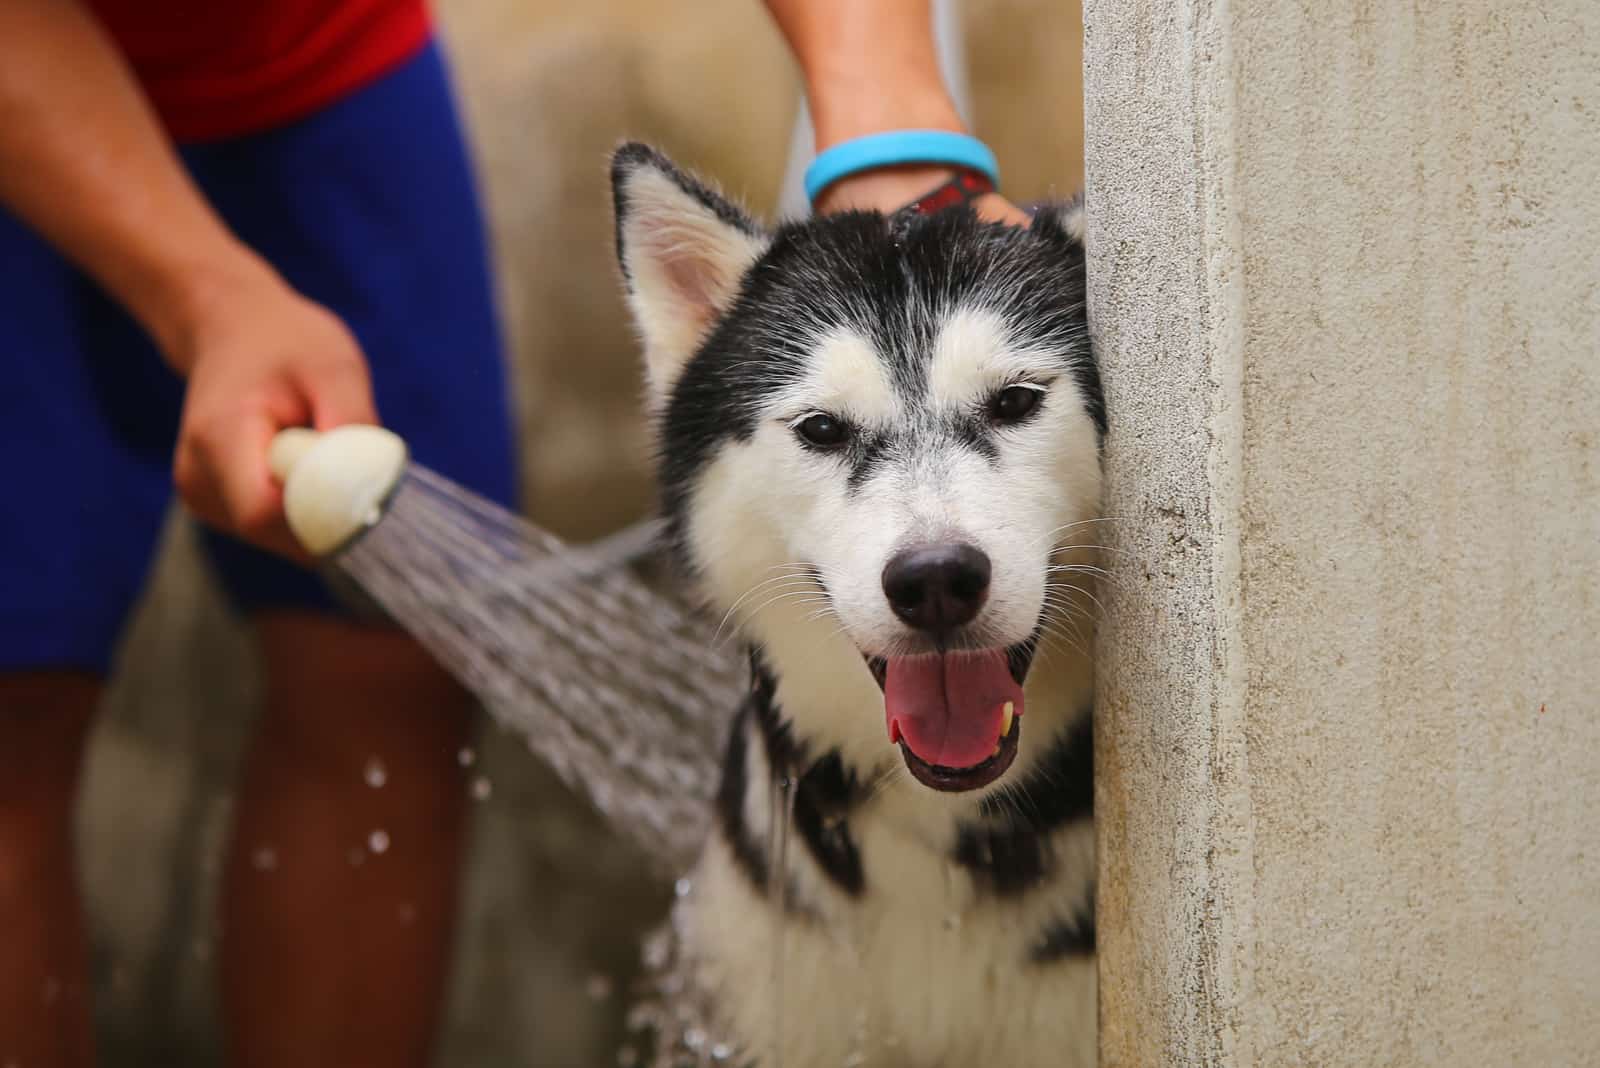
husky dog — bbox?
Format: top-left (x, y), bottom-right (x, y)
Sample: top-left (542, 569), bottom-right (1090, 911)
top-left (612, 143), bottom-right (1102, 1067)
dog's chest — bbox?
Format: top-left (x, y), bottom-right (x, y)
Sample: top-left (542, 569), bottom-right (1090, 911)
top-left (685, 815), bottom-right (1095, 1067)
top-left (682, 712), bottom-right (1097, 1067)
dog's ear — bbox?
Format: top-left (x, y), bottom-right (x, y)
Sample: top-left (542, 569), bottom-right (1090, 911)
top-left (612, 143), bottom-right (771, 404)
top-left (1028, 198), bottom-right (1086, 249)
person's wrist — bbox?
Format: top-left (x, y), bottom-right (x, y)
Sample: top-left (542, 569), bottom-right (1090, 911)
top-left (815, 159), bottom-right (1031, 230)
top-left (813, 162), bottom-right (965, 216)
top-left (803, 64), bottom-right (992, 214)
top-left (142, 243), bottom-right (284, 375)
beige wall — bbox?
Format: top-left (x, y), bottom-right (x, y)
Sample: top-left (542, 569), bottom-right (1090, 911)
top-left (1086, 1), bottom-right (1600, 1064)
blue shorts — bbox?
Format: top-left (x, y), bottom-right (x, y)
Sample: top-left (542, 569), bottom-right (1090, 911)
top-left (0, 40), bottom-right (517, 675)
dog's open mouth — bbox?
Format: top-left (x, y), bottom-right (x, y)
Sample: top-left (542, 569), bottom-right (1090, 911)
top-left (865, 640), bottom-right (1036, 792)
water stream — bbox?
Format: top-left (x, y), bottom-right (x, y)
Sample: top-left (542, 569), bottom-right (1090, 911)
top-left (329, 463), bottom-right (754, 1062)
top-left (334, 464), bottom-right (745, 875)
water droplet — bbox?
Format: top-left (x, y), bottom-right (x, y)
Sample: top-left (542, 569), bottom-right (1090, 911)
top-left (674, 877), bottom-right (692, 898)
top-left (642, 931), bottom-right (670, 970)
top-left (251, 846), bottom-right (279, 872)
top-left (584, 973), bottom-right (613, 1001)
top-left (470, 776), bottom-right (492, 802)
top-left (456, 746), bottom-right (476, 768)
top-left (684, 1027), bottom-right (707, 1052)
top-left (625, 1003), bottom-right (657, 1032)
top-left (364, 757), bottom-right (387, 789)
top-left (711, 1043), bottom-right (734, 1061)
top-left (368, 829), bottom-right (390, 855)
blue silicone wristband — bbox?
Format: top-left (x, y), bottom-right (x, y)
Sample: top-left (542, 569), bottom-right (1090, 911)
top-left (804, 130), bottom-right (1000, 204)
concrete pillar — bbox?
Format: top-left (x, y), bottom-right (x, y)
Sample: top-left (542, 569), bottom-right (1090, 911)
top-left (1084, 2), bottom-right (1600, 1065)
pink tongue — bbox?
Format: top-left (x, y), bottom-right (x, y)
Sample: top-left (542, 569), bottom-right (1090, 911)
top-left (884, 651), bottom-right (1023, 770)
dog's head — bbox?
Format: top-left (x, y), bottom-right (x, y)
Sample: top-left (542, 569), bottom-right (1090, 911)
top-left (613, 144), bottom-right (1102, 797)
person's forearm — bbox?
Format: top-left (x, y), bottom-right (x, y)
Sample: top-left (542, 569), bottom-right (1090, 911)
top-left (765, 0), bottom-right (1028, 221)
top-left (764, 0), bottom-right (965, 149)
top-left (0, 0), bottom-right (274, 370)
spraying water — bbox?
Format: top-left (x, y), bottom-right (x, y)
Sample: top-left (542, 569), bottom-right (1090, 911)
top-left (271, 427), bottom-right (763, 1061)
top-left (340, 465), bottom-right (745, 872)
top-left (270, 426), bottom-right (745, 872)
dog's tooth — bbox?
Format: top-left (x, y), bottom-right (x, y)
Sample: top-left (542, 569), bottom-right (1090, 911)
top-left (1001, 701), bottom-right (1015, 738)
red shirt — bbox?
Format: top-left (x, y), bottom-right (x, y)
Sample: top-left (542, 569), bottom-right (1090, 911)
top-left (87, 0), bottom-right (432, 142)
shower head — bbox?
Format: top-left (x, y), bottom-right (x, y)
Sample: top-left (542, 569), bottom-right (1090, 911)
top-left (268, 425), bottom-right (409, 556)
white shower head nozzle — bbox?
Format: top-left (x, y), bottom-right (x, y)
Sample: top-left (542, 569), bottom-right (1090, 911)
top-left (269, 426), bottom-right (409, 556)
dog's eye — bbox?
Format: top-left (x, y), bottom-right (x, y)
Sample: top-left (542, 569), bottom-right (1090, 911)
top-left (990, 385), bottom-right (1043, 424)
top-left (795, 413), bottom-right (850, 449)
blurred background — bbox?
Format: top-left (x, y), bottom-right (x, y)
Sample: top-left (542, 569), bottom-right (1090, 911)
top-left (85, 1), bottom-right (1083, 1062)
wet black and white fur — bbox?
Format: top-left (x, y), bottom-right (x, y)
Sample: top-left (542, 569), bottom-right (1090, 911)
top-left (612, 144), bottom-right (1101, 1067)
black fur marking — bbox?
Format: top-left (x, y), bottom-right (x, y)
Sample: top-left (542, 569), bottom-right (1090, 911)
top-left (715, 704), bottom-right (771, 893)
top-left (742, 649), bottom-right (868, 898)
top-left (1030, 904), bottom-right (1097, 962)
top-left (1004, 638), bottom-right (1040, 687)
top-left (979, 707), bottom-right (1094, 828)
top-left (792, 752), bottom-right (866, 896)
top-left (845, 429), bottom-right (895, 491)
top-left (1027, 206), bottom-right (1106, 439)
top-left (953, 708), bottom-right (1094, 897)
top-left (953, 822), bottom-right (1047, 896)
top-left (749, 649), bottom-right (805, 782)
top-left (950, 413), bottom-right (1002, 463)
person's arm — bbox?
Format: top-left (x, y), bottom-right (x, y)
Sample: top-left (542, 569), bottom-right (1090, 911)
top-left (0, 0), bottom-right (375, 558)
top-left (764, 0), bottom-right (1029, 224)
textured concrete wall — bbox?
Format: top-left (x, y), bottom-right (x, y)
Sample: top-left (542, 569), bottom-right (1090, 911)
top-left (1086, 2), bottom-right (1600, 1065)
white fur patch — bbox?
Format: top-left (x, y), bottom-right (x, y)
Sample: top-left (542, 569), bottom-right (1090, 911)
top-left (616, 166), bottom-right (769, 404)
top-left (928, 307), bottom-right (1063, 410)
top-left (773, 328), bottom-right (899, 425)
top-left (681, 804), bottom-right (1097, 1067)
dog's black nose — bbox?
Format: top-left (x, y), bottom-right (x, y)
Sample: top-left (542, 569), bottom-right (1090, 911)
top-left (882, 543), bottom-right (991, 633)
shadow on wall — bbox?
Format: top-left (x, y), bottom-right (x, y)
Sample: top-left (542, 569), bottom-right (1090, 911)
top-left (84, 2), bottom-right (1084, 1064)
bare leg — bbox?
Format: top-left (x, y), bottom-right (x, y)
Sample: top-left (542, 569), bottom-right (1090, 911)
top-left (220, 613), bottom-right (474, 1068)
top-left (0, 672), bottom-right (99, 1068)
